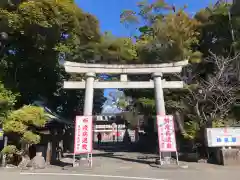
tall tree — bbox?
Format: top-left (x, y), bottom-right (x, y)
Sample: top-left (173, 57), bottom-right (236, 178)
top-left (120, 0), bottom-right (201, 120)
top-left (121, 0), bottom-right (240, 146)
top-left (0, 0), bottom-right (105, 118)
top-left (121, 0), bottom-right (201, 63)
top-left (195, 3), bottom-right (234, 57)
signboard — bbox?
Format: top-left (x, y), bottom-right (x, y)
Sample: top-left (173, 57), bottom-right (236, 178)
top-left (74, 116), bottom-right (93, 154)
top-left (206, 127), bottom-right (240, 147)
top-left (157, 115), bottom-right (177, 152)
top-left (0, 128), bottom-right (3, 140)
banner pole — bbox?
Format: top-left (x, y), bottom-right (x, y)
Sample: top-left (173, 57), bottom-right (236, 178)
top-left (159, 151), bottom-right (162, 165)
top-left (90, 153), bottom-right (93, 167)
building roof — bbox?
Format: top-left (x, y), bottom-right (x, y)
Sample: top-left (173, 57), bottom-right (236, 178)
top-left (32, 101), bottom-right (73, 126)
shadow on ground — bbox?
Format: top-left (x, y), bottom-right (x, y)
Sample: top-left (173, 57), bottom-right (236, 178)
top-left (103, 153), bottom-right (158, 165)
top-left (51, 160), bottom-right (73, 167)
top-left (62, 149), bottom-right (159, 167)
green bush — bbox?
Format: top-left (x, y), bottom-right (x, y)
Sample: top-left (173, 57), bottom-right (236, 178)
top-left (1, 145), bottom-right (18, 155)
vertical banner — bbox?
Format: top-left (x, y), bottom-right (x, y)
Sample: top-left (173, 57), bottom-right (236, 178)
top-left (74, 116), bottom-right (93, 154)
top-left (157, 115), bottom-right (177, 152)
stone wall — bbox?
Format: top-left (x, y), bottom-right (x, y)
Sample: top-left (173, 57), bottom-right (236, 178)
top-left (217, 148), bottom-right (240, 166)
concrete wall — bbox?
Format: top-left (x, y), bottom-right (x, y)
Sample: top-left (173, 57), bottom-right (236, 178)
top-left (217, 148), bottom-right (240, 165)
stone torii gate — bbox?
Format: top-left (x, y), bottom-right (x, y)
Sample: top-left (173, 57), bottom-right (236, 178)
top-left (63, 60), bottom-right (188, 164)
top-left (63, 60), bottom-right (188, 117)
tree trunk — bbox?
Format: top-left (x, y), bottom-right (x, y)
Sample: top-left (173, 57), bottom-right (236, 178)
top-left (174, 111), bottom-right (186, 134)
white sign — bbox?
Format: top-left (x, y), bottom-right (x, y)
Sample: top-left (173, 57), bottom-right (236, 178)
top-left (95, 124), bottom-right (112, 129)
top-left (206, 127), bottom-right (240, 147)
top-left (74, 116), bottom-right (93, 154)
top-left (157, 115), bottom-right (177, 152)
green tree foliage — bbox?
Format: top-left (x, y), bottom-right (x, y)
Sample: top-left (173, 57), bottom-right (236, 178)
top-left (121, 0), bottom-right (202, 126)
top-left (0, 0), bottom-right (105, 118)
top-left (93, 32), bottom-right (138, 64)
top-left (122, 0), bottom-right (240, 144)
top-left (121, 0), bottom-right (202, 63)
top-left (195, 3), bottom-right (234, 57)
top-left (0, 82), bottom-right (18, 124)
top-left (3, 105), bottom-right (48, 144)
top-left (120, 1), bottom-right (204, 136)
top-left (1, 145), bottom-right (18, 155)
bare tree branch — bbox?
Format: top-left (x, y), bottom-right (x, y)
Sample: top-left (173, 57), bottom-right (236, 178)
top-left (175, 53), bottom-right (239, 126)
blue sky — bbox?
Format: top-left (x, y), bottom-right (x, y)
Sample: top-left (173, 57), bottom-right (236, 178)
top-left (76, 0), bottom-right (217, 37)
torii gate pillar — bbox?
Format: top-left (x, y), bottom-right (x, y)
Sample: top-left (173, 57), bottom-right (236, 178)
top-left (153, 73), bottom-right (166, 115)
top-left (83, 72), bottom-right (95, 115)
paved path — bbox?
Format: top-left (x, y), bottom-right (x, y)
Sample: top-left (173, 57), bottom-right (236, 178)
top-left (1, 152), bottom-right (240, 180)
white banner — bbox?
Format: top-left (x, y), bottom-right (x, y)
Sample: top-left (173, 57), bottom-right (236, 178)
top-left (157, 115), bottom-right (177, 152)
top-left (74, 116), bottom-right (93, 154)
